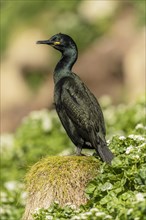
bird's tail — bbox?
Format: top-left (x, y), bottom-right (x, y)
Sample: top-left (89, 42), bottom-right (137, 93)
top-left (97, 142), bottom-right (114, 164)
top-left (90, 131), bottom-right (114, 164)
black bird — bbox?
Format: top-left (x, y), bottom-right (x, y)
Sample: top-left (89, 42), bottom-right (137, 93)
top-left (37, 33), bottom-right (114, 163)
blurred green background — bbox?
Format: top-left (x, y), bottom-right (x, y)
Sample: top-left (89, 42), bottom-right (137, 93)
top-left (0, 1), bottom-right (145, 219)
top-left (1, 0), bottom-right (145, 133)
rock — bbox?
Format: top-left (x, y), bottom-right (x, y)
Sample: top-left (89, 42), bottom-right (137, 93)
top-left (22, 156), bottom-right (99, 220)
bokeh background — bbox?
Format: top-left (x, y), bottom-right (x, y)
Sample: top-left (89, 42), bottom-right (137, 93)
top-left (1, 0), bottom-right (145, 133)
top-left (0, 1), bottom-right (146, 219)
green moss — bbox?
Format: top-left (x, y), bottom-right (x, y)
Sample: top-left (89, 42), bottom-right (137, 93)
top-left (26, 156), bottom-right (99, 191)
top-left (25, 156), bottom-right (99, 207)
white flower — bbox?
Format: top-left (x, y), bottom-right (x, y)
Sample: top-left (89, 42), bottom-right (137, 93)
top-left (138, 143), bottom-right (146, 149)
top-left (84, 211), bottom-right (91, 216)
top-left (79, 215), bottom-right (86, 219)
top-left (106, 139), bottom-right (110, 144)
top-left (20, 192), bottom-right (27, 205)
top-left (71, 216), bottom-right (81, 220)
top-left (95, 212), bottom-right (105, 216)
top-left (119, 136), bottom-right (126, 140)
top-left (28, 109), bottom-right (53, 132)
top-left (106, 215), bottom-right (112, 219)
top-left (41, 114), bottom-right (52, 132)
top-left (128, 134), bottom-right (135, 139)
top-left (136, 193), bottom-right (145, 202)
top-left (0, 207), bottom-right (5, 215)
top-left (136, 136), bottom-right (145, 141)
top-left (21, 191), bottom-right (27, 200)
top-left (135, 123), bottom-right (144, 130)
top-left (90, 207), bottom-right (99, 212)
top-left (65, 202), bottom-right (76, 209)
top-left (0, 134), bottom-right (14, 150)
top-left (128, 134), bottom-right (145, 141)
top-left (126, 145), bottom-right (133, 154)
top-left (70, 204), bottom-right (77, 210)
top-left (0, 192), bottom-right (7, 203)
top-left (132, 155), bottom-right (140, 159)
top-left (4, 181), bottom-right (18, 191)
top-left (46, 215), bottom-right (53, 220)
top-left (127, 208), bottom-right (133, 215)
top-left (29, 111), bottom-right (43, 120)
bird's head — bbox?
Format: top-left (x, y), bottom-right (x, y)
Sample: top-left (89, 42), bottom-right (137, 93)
top-left (36, 33), bottom-right (77, 55)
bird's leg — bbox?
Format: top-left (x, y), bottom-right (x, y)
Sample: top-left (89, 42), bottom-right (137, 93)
top-left (76, 146), bottom-right (82, 155)
top-left (76, 146), bottom-right (85, 156)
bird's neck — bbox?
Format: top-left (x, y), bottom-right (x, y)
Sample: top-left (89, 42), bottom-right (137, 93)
top-left (54, 49), bottom-right (78, 84)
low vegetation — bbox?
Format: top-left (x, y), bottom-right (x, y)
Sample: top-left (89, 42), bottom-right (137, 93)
top-left (0, 96), bottom-right (145, 220)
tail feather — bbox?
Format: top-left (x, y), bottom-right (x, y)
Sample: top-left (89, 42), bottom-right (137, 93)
top-left (90, 130), bottom-right (114, 164)
top-left (97, 143), bottom-right (114, 164)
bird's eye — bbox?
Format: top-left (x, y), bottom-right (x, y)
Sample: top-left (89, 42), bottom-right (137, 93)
top-left (54, 41), bottom-right (61, 45)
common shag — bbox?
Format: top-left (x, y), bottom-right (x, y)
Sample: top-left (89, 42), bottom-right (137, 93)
top-left (37, 33), bottom-right (114, 163)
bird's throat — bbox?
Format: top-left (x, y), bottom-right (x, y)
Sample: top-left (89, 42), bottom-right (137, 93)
top-left (54, 50), bottom-right (77, 84)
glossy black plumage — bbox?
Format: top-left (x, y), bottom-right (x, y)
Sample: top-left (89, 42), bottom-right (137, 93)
top-left (37, 33), bottom-right (114, 163)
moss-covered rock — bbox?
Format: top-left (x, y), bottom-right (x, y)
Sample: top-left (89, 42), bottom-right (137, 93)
top-left (22, 156), bottom-right (99, 220)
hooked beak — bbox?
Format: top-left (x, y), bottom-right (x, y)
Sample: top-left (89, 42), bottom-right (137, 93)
top-left (36, 39), bottom-right (53, 45)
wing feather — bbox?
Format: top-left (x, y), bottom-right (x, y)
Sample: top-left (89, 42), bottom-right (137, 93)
top-left (61, 79), bottom-right (95, 131)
